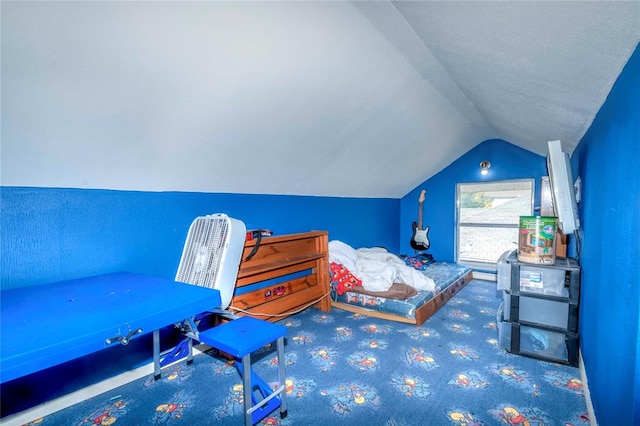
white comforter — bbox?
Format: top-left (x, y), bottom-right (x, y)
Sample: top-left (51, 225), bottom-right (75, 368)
top-left (328, 240), bottom-right (435, 293)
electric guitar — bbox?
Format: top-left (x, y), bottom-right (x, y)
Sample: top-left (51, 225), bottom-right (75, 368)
top-left (410, 190), bottom-right (430, 250)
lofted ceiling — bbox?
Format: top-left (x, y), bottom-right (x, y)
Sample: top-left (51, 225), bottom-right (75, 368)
top-left (2, 1), bottom-right (639, 198)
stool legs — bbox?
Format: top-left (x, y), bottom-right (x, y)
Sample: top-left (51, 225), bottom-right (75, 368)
top-left (276, 336), bottom-right (287, 417)
top-left (238, 337), bottom-right (287, 426)
top-left (196, 317), bottom-right (288, 425)
top-left (241, 353), bottom-right (252, 426)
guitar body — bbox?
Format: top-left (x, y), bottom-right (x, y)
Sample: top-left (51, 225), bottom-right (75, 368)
top-left (411, 221), bottom-right (430, 250)
top-left (410, 190), bottom-right (430, 251)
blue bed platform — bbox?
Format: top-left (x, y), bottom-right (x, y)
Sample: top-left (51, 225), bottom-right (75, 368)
top-left (0, 272), bottom-right (221, 384)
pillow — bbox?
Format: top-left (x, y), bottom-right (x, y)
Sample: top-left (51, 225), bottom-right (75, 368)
top-left (329, 262), bottom-right (362, 295)
top-left (346, 282), bottom-right (418, 300)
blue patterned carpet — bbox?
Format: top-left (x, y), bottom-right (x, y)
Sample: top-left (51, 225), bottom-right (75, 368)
top-left (28, 279), bottom-right (589, 425)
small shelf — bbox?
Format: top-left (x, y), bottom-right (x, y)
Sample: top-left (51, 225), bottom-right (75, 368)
top-left (231, 231), bottom-right (331, 322)
top-left (237, 253), bottom-right (325, 279)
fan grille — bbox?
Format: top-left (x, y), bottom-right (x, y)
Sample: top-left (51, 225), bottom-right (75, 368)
top-left (176, 216), bottom-right (229, 289)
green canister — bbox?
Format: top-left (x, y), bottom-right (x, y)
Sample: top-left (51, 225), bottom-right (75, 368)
top-left (517, 216), bottom-right (557, 265)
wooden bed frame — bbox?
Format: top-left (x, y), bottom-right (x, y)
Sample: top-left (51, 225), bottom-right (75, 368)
top-left (230, 231), bottom-right (332, 322)
top-left (331, 269), bottom-right (473, 326)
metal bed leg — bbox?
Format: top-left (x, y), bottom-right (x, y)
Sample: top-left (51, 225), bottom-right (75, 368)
top-left (153, 330), bottom-right (161, 380)
top-left (186, 337), bottom-right (194, 365)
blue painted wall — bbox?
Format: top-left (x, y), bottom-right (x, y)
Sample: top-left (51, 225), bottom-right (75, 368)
top-left (400, 138), bottom-right (548, 262)
top-left (0, 188), bottom-right (399, 289)
top-left (0, 187), bottom-right (398, 414)
top-left (571, 42), bottom-right (639, 426)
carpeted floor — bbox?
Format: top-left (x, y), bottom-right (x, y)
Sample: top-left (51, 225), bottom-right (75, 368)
top-left (20, 279), bottom-right (589, 425)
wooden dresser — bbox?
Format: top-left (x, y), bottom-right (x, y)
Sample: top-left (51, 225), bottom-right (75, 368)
top-left (230, 231), bottom-right (331, 322)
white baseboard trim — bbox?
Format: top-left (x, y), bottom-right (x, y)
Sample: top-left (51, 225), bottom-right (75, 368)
top-left (0, 345), bottom-right (212, 426)
top-left (579, 350), bottom-right (597, 425)
top-left (471, 271), bottom-right (497, 281)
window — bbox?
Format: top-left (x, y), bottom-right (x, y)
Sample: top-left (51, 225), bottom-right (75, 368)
top-left (456, 179), bottom-right (534, 270)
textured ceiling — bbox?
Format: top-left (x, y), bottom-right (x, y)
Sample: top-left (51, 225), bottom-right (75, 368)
top-left (387, 0), bottom-right (640, 155)
top-left (2, 1), bottom-right (639, 198)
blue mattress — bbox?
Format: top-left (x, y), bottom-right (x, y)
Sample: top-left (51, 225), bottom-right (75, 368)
top-left (331, 262), bottom-right (472, 321)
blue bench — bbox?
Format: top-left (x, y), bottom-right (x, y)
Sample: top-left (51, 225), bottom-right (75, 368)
top-left (198, 316), bottom-right (288, 425)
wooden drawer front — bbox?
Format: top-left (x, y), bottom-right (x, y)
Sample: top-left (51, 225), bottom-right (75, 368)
top-left (237, 258), bottom-right (322, 287)
top-left (231, 231), bottom-right (331, 321)
top-left (233, 273), bottom-right (319, 312)
top-left (239, 285), bottom-right (329, 321)
top-left (242, 237), bottom-right (317, 265)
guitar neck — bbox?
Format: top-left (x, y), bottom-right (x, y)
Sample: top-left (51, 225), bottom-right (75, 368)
top-left (417, 202), bottom-right (423, 229)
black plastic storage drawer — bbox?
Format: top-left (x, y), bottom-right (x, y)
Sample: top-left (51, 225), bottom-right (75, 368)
top-left (498, 316), bottom-right (579, 366)
top-left (503, 292), bottom-right (579, 333)
top-left (497, 250), bottom-right (581, 303)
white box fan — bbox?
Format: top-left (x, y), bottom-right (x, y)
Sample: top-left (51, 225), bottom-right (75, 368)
top-left (175, 213), bottom-right (246, 311)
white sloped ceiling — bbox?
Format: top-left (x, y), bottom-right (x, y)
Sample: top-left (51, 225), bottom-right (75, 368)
top-left (1, 1), bottom-right (638, 198)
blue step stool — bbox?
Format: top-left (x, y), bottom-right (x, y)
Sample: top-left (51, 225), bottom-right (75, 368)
top-left (198, 316), bottom-right (288, 425)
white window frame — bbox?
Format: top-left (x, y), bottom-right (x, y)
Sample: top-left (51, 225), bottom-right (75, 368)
top-left (455, 179), bottom-right (534, 271)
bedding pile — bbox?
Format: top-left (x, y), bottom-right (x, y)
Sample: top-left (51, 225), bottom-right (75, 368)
top-left (328, 240), bottom-right (435, 295)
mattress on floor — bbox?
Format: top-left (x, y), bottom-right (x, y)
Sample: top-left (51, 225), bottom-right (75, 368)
top-left (331, 262), bottom-right (472, 321)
